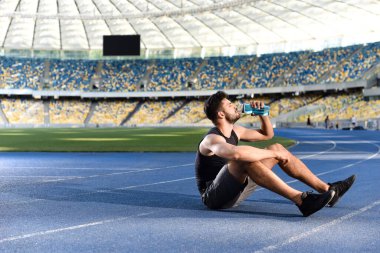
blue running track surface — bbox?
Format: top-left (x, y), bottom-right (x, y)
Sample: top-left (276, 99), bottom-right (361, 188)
top-left (0, 128), bottom-right (379, 252)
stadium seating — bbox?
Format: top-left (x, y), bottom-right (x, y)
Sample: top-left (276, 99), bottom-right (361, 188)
top-left (291, 93), bottom-right (378, 123)
top-left (49, 59), bottom-right (97, 91)
top-left (241, 53), bottom-right (302, 88)
top-left (101, 60), bottom-right (147, 92)
top-left (49, 99), bottom-right (90, 124)
top-left (0, 93), bottom-right (378, 126)
top-left (0, 57), bottom-right (44, 90)
top-left (163, 100), bottom-right (206, 125)
top-left (284, 46), bottom-right (360, 86)
top-left (326, 42), bottom-right (380, 83)
top-left (147, 58), bottom-right (202, 91)
top-left (90, 101), bottom-right (138, 125)
top-left (126, 100), bottom-right (184, 125)
top-left (1, 98), bottom-right (44, 124)
top-left (1, 42), bottom-right (380, 91)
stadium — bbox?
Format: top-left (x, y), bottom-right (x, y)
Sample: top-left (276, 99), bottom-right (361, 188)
top-left (0, 0), bottom-right (379, 252)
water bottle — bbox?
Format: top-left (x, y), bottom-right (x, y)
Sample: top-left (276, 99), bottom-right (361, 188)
top-left (239, 103), bottom-right (270, 116)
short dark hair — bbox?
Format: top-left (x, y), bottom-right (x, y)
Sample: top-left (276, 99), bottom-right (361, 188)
top-left (204, 91), bottom-right (228, 124)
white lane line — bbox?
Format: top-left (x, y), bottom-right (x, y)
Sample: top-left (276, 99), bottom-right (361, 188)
top-left (297, 141), bottom-right (336, 159)
top-left (0, 176), bottom-right (196, 206)
top-left (0, 211), bottom-right (154, 244)
top-left (39, 163), bottom-right (195, 183)
top-left (0, 176), bottom-right (79, 179)
top-left (0, 141), bottom-right (336, 183)
top-left (0, 166), bottom-right (139, 170)
top-left (253, 200), bottom-right (380, 253)
top-left (255, 142), bottom-right (380, 191)
top-left (0, 164), bottom-right (195, 183)
top-left (311, 142), bottom-right (380, 177)
top-left (97, 177), bottom-right (195, 193)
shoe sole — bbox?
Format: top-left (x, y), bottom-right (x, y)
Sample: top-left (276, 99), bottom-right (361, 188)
top-left (303, 191), bottom-right (335, 217)
top-left (327, 175), bottom-right (356, 207)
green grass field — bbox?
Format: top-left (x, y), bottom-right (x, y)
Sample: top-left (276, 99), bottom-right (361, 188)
top-left (0, 128), bottom-right (295, 152)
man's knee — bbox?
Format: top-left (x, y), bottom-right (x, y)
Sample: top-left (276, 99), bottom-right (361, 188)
top-left (267, 143), bottom-right (285, 151)
top-left (228, 160), bottom-right (252, 183)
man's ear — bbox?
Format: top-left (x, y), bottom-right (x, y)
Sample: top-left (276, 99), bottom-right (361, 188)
top-left (217, 111), bottom-right (225, 119)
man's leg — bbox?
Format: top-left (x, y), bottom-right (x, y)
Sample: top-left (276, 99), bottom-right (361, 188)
top-left (227, 158), bottom-right (335, 217)
top-left (228, 160), bottom-right (303, 205)
top-left (261, 143), bottom-right (329, 193)
top-left (261, 143), bottom-right (356, 207)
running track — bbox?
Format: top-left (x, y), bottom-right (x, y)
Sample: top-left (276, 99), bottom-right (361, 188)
top-left (0, 128), bottom-right (379, 252)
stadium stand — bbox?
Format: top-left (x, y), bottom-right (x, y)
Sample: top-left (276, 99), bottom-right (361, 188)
top-left (0, 57), bottom-right (44, 90)
top-left (293, 93), bottom-right (380, 123)
top-left (0, 92), bottom-right (377, 127)
top-left (326, 42), bottom-right (380, 83)
top-left (1, 42), bottom-right (379, 92)
top-left (163, 100), bottom-right (206, 125)
top-left (49, 99), bottom-right (90, 124)
top-left (126, 100), bottom-right (184, 125)
top-left (49, 59), bottom-right (97, 91)
top-left (147, 58), bottom-right (202, 91)
top-left (90, 100), bottom-right (138, 125)
top-left (101, 60), bottom-right (147, 92)
top-left (1, 98), bottom-right (44, 124)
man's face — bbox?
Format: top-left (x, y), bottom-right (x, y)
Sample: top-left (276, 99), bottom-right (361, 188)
top-left (220, 98), bottom-right (240, 124)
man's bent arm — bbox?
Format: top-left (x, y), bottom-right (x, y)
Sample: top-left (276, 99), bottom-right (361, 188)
top-left (201, 134), bottom-right (287, 163)
top-left (234, 116), bottom-right (274, 142)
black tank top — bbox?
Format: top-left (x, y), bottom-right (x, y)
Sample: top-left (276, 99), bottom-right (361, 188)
top-left (194, 127), bottom-right (239, 194)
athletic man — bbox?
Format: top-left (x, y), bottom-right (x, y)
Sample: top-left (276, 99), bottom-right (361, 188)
top-left (195, 91), bottom-right (356, 217)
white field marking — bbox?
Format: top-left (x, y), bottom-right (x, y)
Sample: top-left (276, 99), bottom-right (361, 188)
top-left (296, 135), bottom-right (352, 138)
top-left (0, 163), bottom-right (195, 183)
top-left (0, 166), bottom-right (143, 171)
top-left (0, 211), bottom-right (155, 244)
top-left (255, 142), bottom-right (380, 192)
top-left (96, 177), bottom-right (196, 193)
top-left (0, 176), bottom-right (196, 206)
top-left (1, 163), bottom-right (195, 171)
top-left (40, 163), bottom-right (195, 183)
top-left (313, 143), bottom-right (380, 177)
top-left (0, 176), bottom-right (79, 179)
top-left (253, 200), bottom-right (380, 253)
top-left (297, 141), bottom-right (336, 159)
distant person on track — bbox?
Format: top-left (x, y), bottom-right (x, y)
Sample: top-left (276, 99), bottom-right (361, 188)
top-left (307, 115), bottom-right (312, 127)
top-left (351, 116), bottom-right (357, 129)
top-left (324, 115), bottom-right (330, 129)
top-left (195, 91), bottom-right (356, 217)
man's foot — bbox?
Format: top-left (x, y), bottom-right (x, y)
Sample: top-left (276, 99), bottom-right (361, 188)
top-left (327, 175), bottom-right (356, 207)
top-left (297, 190), bottom-right (335, 217)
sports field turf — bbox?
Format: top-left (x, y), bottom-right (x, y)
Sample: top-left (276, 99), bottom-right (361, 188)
top-left (0, 128), bottom-right (295, 152)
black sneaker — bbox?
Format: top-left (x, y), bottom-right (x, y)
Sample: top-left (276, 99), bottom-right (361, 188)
top-left (327, 175), bottom-right (356, 207)
top-left (297, 190), bottom-right (335, 217)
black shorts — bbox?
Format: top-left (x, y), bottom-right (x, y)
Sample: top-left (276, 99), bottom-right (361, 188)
top-left (201, 164), bottom-right (248, 209)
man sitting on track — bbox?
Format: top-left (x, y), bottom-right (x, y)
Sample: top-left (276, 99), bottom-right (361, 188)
top-left (195, 91), bottom-right (356, 217)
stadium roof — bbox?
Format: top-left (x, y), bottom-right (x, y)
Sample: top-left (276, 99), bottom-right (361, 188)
top-left (0, 0), bottom-right (380, 58)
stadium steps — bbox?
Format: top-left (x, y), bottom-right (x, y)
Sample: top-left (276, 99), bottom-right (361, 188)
top-left (274, 103), bottom-right (325, 123)
top-left (317, 45), bottom-right (365, 84)
top-left (43, 101), bottom-right (50, 124)
top-left (233, 57), bottom-right (257, 89)
top-left (190, 59), bottom-right (208, 89)
top-left (363, 62), bottom-right (380, 80)
top-left (84, 101), bottom-right (98, 124)
top-left (0, 101), bottom-right (9, 124)
top-left (138, 60), bottom-right (155, 91)
top-left (159, 100), bottom-right (190, 123)
top-left (120, 101), bottom-right (143, 126)
top-left (273, 53), bottom-right (310, 87)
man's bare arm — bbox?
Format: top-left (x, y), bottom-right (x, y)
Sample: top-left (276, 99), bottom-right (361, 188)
top-left (200, 134), bottom-right (288, 163)
top-left (234, 116), bottom-right (274, 142)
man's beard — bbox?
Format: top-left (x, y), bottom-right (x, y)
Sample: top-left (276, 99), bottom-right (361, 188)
top-left (225, 111), bottom-right (240, 124)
